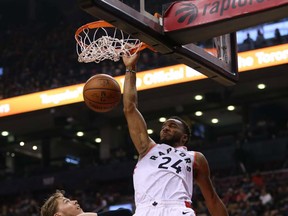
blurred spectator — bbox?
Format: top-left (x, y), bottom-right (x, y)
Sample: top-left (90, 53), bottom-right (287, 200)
top-left (235, 188), bottom-right (247, 202)
top-left (243, 33), bottom-right (255, 50)
top-left (273, 28), bottom-right (283, 44)
top-left (259, 188), bottom-right (273, 206)
top-left (233, 142), bottom-right (249, 174)
top-left (255, 29), bottom-right (266, 48)
top-left (251, 170), bottom-right (265, 189)
top-left (93, 192), bottom-right (108, 213)
top-left (222, 188), bottom-right (236, 205)
top-left (246, 188), bottom-right (261, 207)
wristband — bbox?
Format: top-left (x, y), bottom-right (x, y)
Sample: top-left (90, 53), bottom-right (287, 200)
top-left (126, 68), bottom-right (136, 73)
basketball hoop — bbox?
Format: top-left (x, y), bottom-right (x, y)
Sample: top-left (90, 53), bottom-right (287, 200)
top-left (75, 20), bottom-right (151, 63)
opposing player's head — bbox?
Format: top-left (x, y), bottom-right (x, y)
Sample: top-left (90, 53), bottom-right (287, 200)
top-left (41, 190), bottom-right (83, 216)
top-left (159, 116), bottom-right (191, 147)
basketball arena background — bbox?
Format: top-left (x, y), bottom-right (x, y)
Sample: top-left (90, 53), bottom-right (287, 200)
top-left (0, 0), bottom-right (287, 215)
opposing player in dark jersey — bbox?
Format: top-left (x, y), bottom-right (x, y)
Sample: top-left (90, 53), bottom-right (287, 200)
top-left (123, 53), bottom-right (228, 216)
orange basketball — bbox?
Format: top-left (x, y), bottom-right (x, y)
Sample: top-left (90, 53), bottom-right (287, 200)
top-left (83, 74), bottom-right (121, 113)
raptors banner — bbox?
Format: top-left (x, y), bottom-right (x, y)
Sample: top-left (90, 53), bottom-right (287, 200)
top-left (163, 0), bottom-right (288, 44)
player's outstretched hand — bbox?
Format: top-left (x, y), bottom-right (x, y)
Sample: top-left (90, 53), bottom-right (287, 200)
top-left (122, 52), bottom-right (140, 68)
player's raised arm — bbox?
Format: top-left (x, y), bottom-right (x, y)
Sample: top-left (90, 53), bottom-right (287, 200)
top-left (194, 152), bottom-right (229, 216)
top-left (122, 53), bottom-right (155, 158)
top-left (78, 213), bottom-right (98, 216)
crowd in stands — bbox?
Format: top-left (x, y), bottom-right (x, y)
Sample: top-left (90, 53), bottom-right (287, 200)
top-left (0, 19), bottom-right (176, 99)
top-left (0, 0), bottom-right (178, 99)
top-left (0, 0), bottom-right (287, 99)
top-left (0, 168), bottom-right (287, 216)
top-left (1, 2), bottom-right (288, 215)
top-left (239, 28), bottom-right (288, 52)
top-left (1, 20), bottom-right (287, 99)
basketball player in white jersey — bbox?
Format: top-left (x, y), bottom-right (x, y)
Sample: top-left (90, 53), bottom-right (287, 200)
top-left (122, 53), bottom-right (229, 216)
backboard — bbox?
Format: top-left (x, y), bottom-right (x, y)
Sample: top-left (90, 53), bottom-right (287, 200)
top-left (77, 0), bottom-right (288, 85)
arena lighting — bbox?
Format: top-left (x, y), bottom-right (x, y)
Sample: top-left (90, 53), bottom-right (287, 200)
top-left (194, 95), bottom-right (203, 101)
top-left (32, 145), bottom-right (38, 150)
top-left (147, 129), bottom-right (153, 134)
top-left (159, 117), bottom-right (166, 122)
top-left (1, 131), bottom-right (9, 136)
top-left (76, 131), bottom-right (84, 137)
top-left (195, 111), bottom-right (203, 116)
top-left (258, 83), bottom-right (266, 89)
top-left (227, 105), bottom-right (235, 111)
top-left (95, 138), bottom-right (101, 143)
top-left (211, 118), bottom-right (219, 124)
top-left (19, 141), bottom-right (25, 146)
top-left (1, 43), bottom-right (288, 118)
top-left (65, 155), bottom-right (80, 165)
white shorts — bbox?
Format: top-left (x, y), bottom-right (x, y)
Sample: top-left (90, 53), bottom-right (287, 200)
top-left (133, 200), bottom-right (196, 216)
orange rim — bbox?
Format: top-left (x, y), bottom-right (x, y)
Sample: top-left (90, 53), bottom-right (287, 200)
top-left (75, 20), bottom-right (155, 52)
top-left (75, 20), bottom-right (114, 37)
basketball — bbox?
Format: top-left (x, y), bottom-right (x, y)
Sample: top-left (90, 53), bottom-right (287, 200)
top-left (83, 74), bottom-right (121, 113)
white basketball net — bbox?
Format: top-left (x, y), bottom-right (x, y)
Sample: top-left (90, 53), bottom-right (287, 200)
top-left (76, 25), bottom-right (143, 63)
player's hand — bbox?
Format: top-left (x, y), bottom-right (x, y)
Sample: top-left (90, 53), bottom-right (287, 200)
top-left (123, 52), bottom-right (140, 68)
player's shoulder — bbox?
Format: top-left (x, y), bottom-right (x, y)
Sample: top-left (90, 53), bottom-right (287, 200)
top-left (194, 151), bottom-right (205, 158)
top-left (193, 151), bottom-right (209, 169)
top-left (185, 149), bottom-right (196, 156)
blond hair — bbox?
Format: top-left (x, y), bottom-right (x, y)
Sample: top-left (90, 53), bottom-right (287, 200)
top-left (41, 190), bottom-right (65, 216)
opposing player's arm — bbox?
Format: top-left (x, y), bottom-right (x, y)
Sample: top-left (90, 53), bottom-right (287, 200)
top-left (193, 152), bottom-right (228, 216)
top-left (123, 54), bottom-right (155, 158)
top-left (78, 213), bottom-right (98, 216)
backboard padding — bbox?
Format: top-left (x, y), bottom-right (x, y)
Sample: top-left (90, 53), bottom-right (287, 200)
top-left (164, 1), bottom-right (288, 44)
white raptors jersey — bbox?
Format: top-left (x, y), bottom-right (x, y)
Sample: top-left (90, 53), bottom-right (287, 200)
top-left (133, 144), bottom-right (195, 206)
